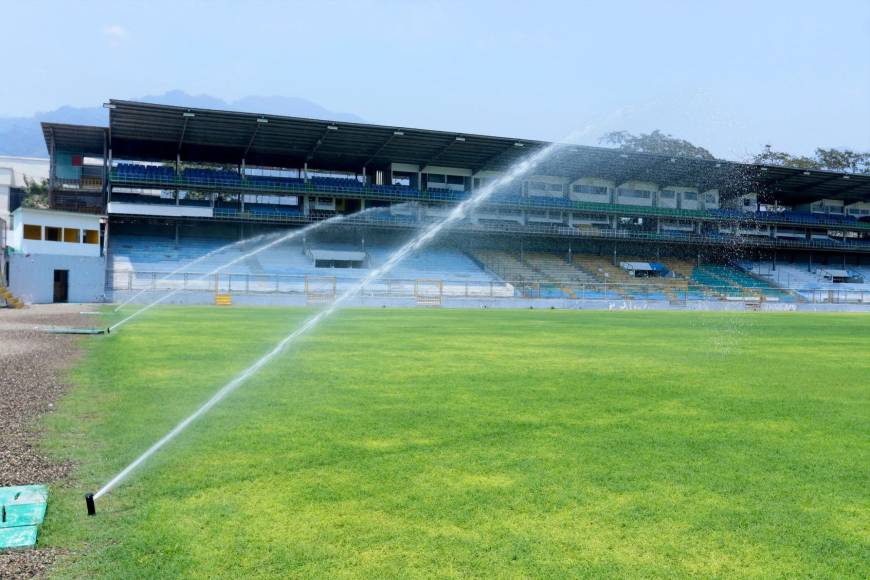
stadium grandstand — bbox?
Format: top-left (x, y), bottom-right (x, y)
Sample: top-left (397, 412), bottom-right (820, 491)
top-left (5, 99), bottom-right (870, 307)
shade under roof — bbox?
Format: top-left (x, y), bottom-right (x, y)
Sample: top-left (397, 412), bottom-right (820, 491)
top-left (41, 123), bottom-right (107, 157)
top-left (42, 100), bottom-right (870, 205)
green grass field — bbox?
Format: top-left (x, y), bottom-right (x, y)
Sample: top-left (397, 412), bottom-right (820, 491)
top-left (39, 308), bottom-right (869, 578)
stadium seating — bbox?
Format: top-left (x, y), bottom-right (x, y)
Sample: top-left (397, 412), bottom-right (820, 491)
top-left (742, 261), bottom-right (870, 301)
top-left (114, 163), bottom-right (175, 182)
top-left (108, 234), bottom-right (501, 297)
top-left (689, 263), bottom-right (794, 301)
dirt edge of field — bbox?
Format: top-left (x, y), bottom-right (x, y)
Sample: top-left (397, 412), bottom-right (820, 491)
top-left (0, 304), bottom-right (100, 579)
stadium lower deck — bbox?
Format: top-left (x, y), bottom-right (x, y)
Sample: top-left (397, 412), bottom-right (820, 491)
top-left (105, 224), bottom-right (870, 306)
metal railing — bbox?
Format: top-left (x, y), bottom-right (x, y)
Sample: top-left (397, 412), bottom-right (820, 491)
top-left (105, 270), bottom-right (870, 305)
top-left (108, 172), bottom-right (870, 233)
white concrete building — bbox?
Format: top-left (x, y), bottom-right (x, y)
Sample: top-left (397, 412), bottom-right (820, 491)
top-left (5, 207), bottom-right (106, 303)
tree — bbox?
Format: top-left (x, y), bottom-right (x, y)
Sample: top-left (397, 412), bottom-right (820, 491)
top-left (21, 176), bottom-right (49, 209)
top-left (753, 145), bottom-right (820, 170)
top-left (813, 148), bottom-right (870, 174)
top-left (752, 145), bottom-right (870, 174)
top-left (599, 130), bottom-right (716, 160)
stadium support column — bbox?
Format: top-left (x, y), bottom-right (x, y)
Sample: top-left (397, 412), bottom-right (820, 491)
top-left (303, 196), bottom-right (310, 216)
top-left (48, 131), bottom-right (56, 207)
top-left (808, 253), bottom-right (812, 272)
top-left (107, 147), bottom-right (113, 202)
top-left (772, 251), bottom-right (777, 271)
top-left (102, 132), bottom-right (109, 204)
top-left (240, 161), bottom-right (245, 213)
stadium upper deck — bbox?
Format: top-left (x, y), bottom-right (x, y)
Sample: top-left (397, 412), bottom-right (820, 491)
top-left (40, 100), bottom-right (870, 254)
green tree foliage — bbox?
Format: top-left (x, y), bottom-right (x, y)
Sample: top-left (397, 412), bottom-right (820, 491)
top-left (599, 130), bottom-right (716, 160)
top-left (21, 176), bottom-right (49, 209)
top-left (753, 145), bottom-right (870, 174)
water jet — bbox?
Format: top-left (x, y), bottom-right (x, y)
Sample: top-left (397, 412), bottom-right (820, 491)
top-left (91, 140), bottom-right (566, 501)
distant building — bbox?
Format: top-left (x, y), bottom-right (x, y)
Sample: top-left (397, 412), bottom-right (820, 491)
top-left (0, 156), bottom-right (50, 225)
top-left (5, 207), bottom-right (106, 303)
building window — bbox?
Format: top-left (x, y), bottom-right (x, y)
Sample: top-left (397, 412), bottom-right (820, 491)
top-left (705, 193), bottom-right (716, 203)
top-left (84, 229), bottom-right (100, 244)
top-left (659, 190), bottom-right (676, 199)
top-left (530, 181), bottom-right (563, 193)
top-left (573, 184), bottom-right (608, 195)
top-left (618, 188), bottom-right (652, 199)
top-left (23, 224), bottom-right (42, 240)
top-left (682, 192), bottom-right (698, 201)
top-left (45, 226), bottom-right (61, 242)
top-left (63, 228), bottom-right (81, 243)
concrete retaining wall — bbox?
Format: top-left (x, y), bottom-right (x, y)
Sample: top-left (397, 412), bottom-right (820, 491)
top-left (9, 254), bottom-right (106, 304)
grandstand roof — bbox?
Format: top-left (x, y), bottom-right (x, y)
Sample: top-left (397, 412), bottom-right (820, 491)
top-left (41, 123), bottom-right (107, 156)
top-left (42, 100), bottom-right (870, 204)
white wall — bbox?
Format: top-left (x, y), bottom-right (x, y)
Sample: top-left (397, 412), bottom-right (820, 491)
top-left (108, 202), bottom-right (214, 218)
top-left (616, 181), bottom-right (657, 207)
top-left (657, 189), bottom-right (679, 209)
top-left (845, 201), bottom-right (870, 218)
top-left (701, 189), bottom-right (720, 210)
top-left (0, 156), bottom-right (50, 186)
top-left (9, 253), bottom-right (106, 304)
top-left (526, 175), bottom-right (567, 198)
top-left (9, 208), bottom-right (103, 257)
top-left (527, 210), bottom-right (565, 224)
top-left (728, 192), bottom-right (758, 212)
top-left (423, 165), bottom-right (472, 177)
top-left (678, 190), bottom-right (701, 210)
top-left (569, 177), bottom-right (613, 203)
top-left (810, 198), bottom-right (845, 214)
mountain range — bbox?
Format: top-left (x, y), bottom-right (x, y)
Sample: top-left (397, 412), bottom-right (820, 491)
top-left (0, 90), bottom-right (364, 157)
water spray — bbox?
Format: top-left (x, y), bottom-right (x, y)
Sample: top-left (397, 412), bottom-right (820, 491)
top-left (108, 205), bottom-right (400, 333)
top-left (88, 141), bottom-right (565, 511)
top-left (112, 232), bottom-right (281, 313)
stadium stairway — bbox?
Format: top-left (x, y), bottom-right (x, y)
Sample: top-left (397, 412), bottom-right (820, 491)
top-left (613, 255), bottom-right (695, 302)
top-left (696, 264), bottom-right (795, 301)
top-left (519, 252), bottom-right (602, 298)
top-left (467, 249), bottom-right (552, 295)
top-left (570, 255), bottom-right (638, 298)
top-left (663, 258), bottom-right (726, 300)
top-left (0, 285), bottom-right (25, 308)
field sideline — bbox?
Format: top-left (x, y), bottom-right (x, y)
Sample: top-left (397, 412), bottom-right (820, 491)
top-left (38, 308), bottom-right (869, 577)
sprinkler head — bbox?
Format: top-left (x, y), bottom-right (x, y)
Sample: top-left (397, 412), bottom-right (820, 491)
top-left (85, 493), bottom-right (96, 516)
top-left (106, 327), bottom-right (111, 334)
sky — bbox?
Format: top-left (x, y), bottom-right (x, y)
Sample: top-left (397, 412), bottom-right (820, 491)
top-left (2, 0), bottom-right (869, 160)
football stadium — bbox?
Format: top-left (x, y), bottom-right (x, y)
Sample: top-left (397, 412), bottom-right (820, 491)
top-left (1, 98), bottom-right (868, 577)
top-left (7, 99), bottom-right (870, 309)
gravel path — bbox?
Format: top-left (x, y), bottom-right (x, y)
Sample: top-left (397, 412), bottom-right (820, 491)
top-left (0, 304), bottom-right (99, 578)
